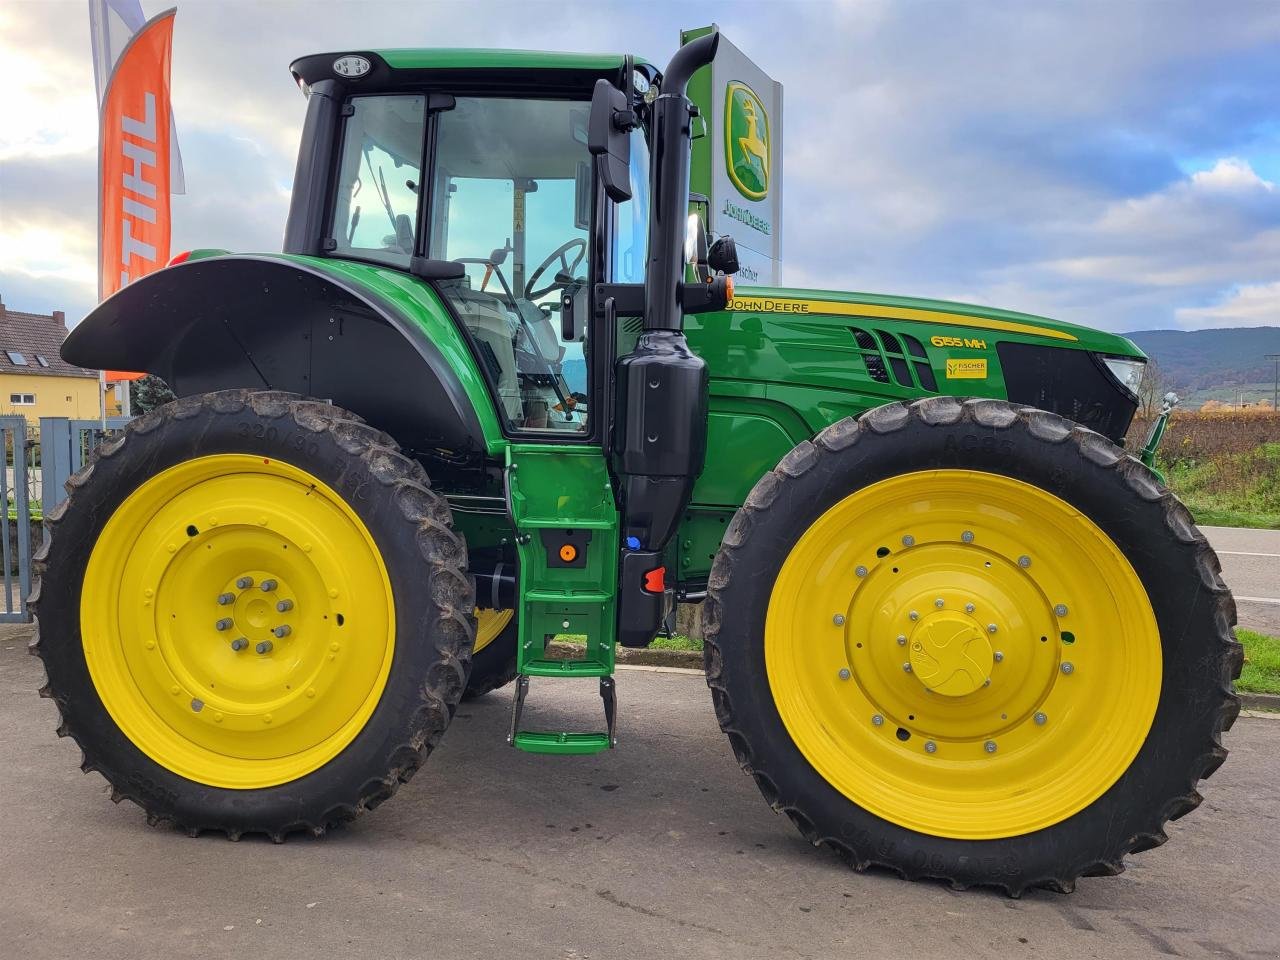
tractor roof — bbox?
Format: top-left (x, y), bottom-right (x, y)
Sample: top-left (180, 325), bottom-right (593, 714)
top-left (372, 49), bottom-right (632, 72)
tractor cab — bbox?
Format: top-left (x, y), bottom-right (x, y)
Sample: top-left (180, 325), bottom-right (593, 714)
top-left (286, 50), bottom-right (666, 437)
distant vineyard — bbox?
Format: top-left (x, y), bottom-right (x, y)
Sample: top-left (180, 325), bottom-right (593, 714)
top-left (1127, 410), bottom-right (1280, 461)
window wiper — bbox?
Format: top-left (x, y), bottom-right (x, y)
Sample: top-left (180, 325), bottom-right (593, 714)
top-left (362, 148), bottom-right (397, 233)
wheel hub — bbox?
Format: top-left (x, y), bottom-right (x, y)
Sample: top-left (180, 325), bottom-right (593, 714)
top-left (908, 611), bottom-right (992, 696)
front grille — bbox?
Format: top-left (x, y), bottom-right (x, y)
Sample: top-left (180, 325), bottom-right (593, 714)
top-left (996, 342), bottom-right (1137, 444)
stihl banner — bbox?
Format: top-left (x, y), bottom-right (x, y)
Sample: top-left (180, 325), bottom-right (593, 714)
top-left (98, 7), bottom-right (175, 302)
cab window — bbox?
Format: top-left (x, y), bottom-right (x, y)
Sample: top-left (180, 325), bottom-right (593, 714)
top-left (429, 97), bottom-right (592, 433)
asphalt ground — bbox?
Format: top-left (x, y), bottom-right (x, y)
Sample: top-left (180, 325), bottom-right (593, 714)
top-left (1202, 526), bottom-right (1280, 636)
top-left (1, 630), bottom-right (1276, 960)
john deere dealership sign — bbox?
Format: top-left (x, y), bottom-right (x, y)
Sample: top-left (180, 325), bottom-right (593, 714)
top-left (683, 28), bottom-right (784, 285)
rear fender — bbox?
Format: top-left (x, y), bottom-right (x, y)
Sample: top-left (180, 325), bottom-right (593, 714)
top-left (62, 254), bottom-right (502, 455)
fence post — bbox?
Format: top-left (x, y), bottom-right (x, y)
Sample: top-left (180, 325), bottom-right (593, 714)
top-left (39, 418), bottom-right (73, 516)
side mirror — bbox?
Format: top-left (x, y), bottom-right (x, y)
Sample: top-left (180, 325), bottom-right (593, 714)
top-left (685, 213), bottom-right (710, 284)
top-left (707, 235), bottom-right (740, 276)
top-left (588, 79), bottom-right (633, 203)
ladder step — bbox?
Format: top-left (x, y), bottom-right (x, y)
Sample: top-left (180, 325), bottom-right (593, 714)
top-left (524, 590), bottom-right (613, 603)
top-left (512, 731), bottom-right (612, 755)
top-left (523, 658), bottom-right (612, 677)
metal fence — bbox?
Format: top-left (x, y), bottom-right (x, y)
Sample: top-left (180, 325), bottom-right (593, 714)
top-left (38, 417), bottom-right (133, 516)
top-left (1, 416), bottom-right (34, 623)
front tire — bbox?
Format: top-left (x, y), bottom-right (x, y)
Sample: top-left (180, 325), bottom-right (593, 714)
top-left (704, 397), bottom-right (1241, 894)
top-left (32, 390), bottom-right (475, 839)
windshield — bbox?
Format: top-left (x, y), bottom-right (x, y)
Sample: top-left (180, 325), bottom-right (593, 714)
top-left (430, 96), bottom-right (594, 432)
top-left (330, 95), bottom-right (424, 268)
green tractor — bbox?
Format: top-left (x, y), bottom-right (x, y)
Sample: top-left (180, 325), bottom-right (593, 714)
top-left (36, 30), bottom-right (1239, 894)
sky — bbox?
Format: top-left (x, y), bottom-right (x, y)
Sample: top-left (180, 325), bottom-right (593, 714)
top-left (3, 0), bottom-right (1280, 334)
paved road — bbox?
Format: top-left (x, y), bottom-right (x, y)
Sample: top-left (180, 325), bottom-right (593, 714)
top-left (0, 635), bottom-right (1276, 960)
top-left (1203, 526), bottom-right (1280, 636)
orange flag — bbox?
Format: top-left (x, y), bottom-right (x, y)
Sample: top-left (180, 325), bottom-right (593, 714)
top-left (98, 8), bottom-right (175, 381)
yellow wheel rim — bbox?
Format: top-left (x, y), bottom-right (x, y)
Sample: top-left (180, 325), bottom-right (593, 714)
top-left (473, 608), bottom-right (514, 654)
top-left (765, 470), bottom-right (1161, 840)
top-left (81, 454), bottom-right (395, 790)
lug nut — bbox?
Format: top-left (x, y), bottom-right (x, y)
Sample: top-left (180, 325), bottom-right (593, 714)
top-left (896, 634), bottom-right (907, 646)
top-left (230, 637), bottom-right (248, 651)
top-left (965, 603), bottom-right (975, 614)
top-left (855, 565), bottom-right (868, 578)
top-left (838, 668), bottom-right (851, 680)
top-left (934, 598), bottom-right (944, 608)
top-left (236, 576), bottom-right (254, 589)
top-left (273, 625), bottom-right (292, 639)
top-left (833, 614), bottom-right (845, 625)
top-left (256, 640), bottom-right (273, 654)
top-left (215, 618), bottom-right (233, 631)
top-left (902, 662), bottom-right (912, 673)
top-left (872, 714), bottom-right (884, 726)
top-left (984, 740), bottom-right (997, 754)
top-left (276, 599), bottom-right (294, 612)
top-left (909, 610), bottom-right (919, 621)
top-left (1054, 603), bottom-right (1068, 617)
top-left (1060, 661), bottom-right (1074, 675)
top-left (961, 530), bottom-right (974, 543)
top-left (217, 593), bottom-right (235, 606)
top-left (994, 651), bottom-right (1004, 662)
top-left (260, 579), bottom-right (278, 592)
top-left (1035, 712), bottom-right (1048, 725)
top-left (902, 535), bottom-right (915, 547)
top-left (1018, 555), bottom-right (1031, 568)
top-left (987, 623), bottom-right (998, 634)
top-left (925, 740), bottom-right (937, 753)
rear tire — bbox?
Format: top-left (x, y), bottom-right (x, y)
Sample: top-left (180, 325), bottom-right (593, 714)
top-left (32, 389), bottom-right (475, 839)
top-left (703, 397), bottom-right (1241, 894)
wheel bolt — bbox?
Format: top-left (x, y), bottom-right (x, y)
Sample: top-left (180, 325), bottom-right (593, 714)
top-left (984, 740), bottom-right (997, 754)
top-left (1060, 661), bottom-right (1074, 675)
top-left (1018, 555), bottom-right (1031, 568)
top-left (273, 625), bottom-right (292, 639)
top-left (236, 576), bottom-right (254, 589)
top-left (994, 651), bottom-right (1004, 662)
top-left (1035, 712), bottom-right (1048, 725)
top-left (934, 598), bottom-right (944, 609)
top-left (215, 618), bottom-right (233, 631)
top-left (838, 668), bottom-right (851, 680)
top-left (902, 535), bottom-right (915, 547)
top-left (987, 623), bottom-right (997, 634)
top-left (909, 610), bottom-right (919, 621)
top-left (965, 603), bottom-right (975, 614)
top-left (855, 565), bottom-right (867, 578)
top-left (230, 637), bottom-right (248, 651)
top-left (833, 614), bottom-right (845, 625)
top-left (961, 530), bottom-right (974, 543)
top-left (276, 599), bottom-right (294, 613)
top-left (872, 714), bottom-right (884, 726)
top-left (217, 593), bottom-right (235, 606)
top-left (925, 740), bottom-right (937, 753)
top-left (260, 579), bottom-right (278, 592)
top-left (1054, 603), bottom-right (1068, 617)
top-left (256, 640), bottom-right (273, 654)
top-left (902, 662), bottom-right (912, 673)
top-left (896, 634), bottom-right (907, 646)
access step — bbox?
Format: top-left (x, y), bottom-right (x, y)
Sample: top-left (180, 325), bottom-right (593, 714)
top-left (508, 675), bottom-right (617, 755)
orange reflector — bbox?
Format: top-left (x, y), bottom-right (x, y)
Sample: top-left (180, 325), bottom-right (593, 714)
top-left (724, 275), bottom-right (734, 301)
top-left (559, 544), bottom-right (578, 563)
top-left (643, 566), bottom-right (666, 593)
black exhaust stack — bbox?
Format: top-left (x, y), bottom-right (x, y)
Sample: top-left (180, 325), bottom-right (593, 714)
top-left (614, 30), bottom-right (719, 646)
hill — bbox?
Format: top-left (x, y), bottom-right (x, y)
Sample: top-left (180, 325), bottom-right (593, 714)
top-left (1125, 327), bottom-right (1280, 403)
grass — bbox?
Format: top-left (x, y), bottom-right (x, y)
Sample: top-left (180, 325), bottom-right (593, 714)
top-left (1239, 629), bottom-right (1280, 696)
top-left (1159, 441), bottom-right (1280, 530)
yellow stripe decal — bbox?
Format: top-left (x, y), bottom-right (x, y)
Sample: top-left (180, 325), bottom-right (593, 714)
top-left (726, 296), bottom-right (1078, 342)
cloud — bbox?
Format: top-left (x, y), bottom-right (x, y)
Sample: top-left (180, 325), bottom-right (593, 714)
top-left (1176, 281), bottom-right (1280, 328)
top-left (3, 0), bottom-right (1280, 336)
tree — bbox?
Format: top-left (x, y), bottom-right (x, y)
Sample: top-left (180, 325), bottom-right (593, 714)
top-left (1137, 359), bottom-right (1174, 419)
top-left (129, 375), bottom-right (176, 413)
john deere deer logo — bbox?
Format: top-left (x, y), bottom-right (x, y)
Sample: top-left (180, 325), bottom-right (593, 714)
top-left (725, 81), bottom-right (769, 201)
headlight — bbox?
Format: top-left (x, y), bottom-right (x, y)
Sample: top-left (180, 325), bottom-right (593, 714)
top-left (1100, 356), bottom-right (1145, 397)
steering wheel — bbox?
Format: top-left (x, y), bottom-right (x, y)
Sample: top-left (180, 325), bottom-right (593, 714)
top-left (525, 238), bottom-right (587, 300)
